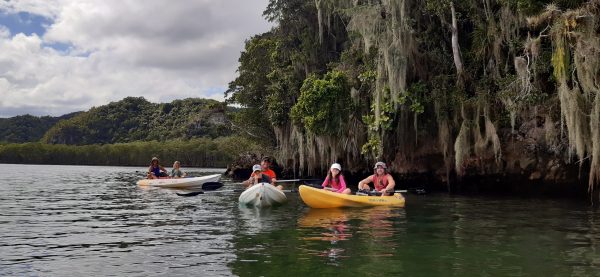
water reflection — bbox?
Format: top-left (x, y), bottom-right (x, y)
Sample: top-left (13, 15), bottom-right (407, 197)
top-left (296, 207), bottom-right (406, 265)
top-left (298, 208), bottom-right (352, 242)
top-left (237, 205), bottom-right (278, 235)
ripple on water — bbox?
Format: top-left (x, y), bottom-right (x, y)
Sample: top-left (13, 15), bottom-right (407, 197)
top-left (2, 165), bottom-right (600, 276)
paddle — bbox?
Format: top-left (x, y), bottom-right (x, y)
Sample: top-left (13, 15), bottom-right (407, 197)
top-left (198, 180), bottom-right (319, 190)
top-left (175, 186), bottom-right (301, 197)
top-left (176, 189), bottom-right (245, 197)
top-left (176, 191), bottom-right (205, 197)
top-left (201, 182), bottom-right (224, 191)
top-left (355, 188), bottom-right (423, 196)
top-left (277, 179), bottom-right (321, 183)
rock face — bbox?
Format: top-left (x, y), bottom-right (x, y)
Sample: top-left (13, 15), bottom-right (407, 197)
top-left (387, 113), bottom-right (588, 197)
top-left (271, 111), bottom-right (589, 198)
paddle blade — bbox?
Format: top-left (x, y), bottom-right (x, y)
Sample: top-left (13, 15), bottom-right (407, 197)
top-left (202, 182), bottom-right (224, 191)
top-left (413, 188), bottom-right (427, 195)
top-left (303, 181), bottom-right (322, 188)
top-left (176, 191), bottom-right (205, 197)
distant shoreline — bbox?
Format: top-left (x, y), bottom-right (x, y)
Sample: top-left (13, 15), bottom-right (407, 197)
top-left (0, 137), bottom-right (260, 169)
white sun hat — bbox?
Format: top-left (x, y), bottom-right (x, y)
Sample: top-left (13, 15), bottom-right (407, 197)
top-left (330, 163), bottom-right (342, 171)
top-left (374, 161), bottom-right (387, 169)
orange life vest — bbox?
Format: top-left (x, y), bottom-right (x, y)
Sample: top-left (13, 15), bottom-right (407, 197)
top-left (372, 174), bottom-right (389, 191)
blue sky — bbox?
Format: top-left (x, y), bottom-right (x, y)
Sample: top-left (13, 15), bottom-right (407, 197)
top-left (0, 11), bottom-right (50, 36)
top-left (0, 1), bottom-right (272, 118)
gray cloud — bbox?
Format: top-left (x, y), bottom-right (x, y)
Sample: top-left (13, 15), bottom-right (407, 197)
top-left (0, 0), bottom-right (273, 117)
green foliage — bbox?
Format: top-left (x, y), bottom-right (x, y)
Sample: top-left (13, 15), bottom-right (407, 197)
top-left (225, 0), bottom-right (595, 176)
top-left (358, 70), bottom-right (377, 85)
top-left (552, 36), bottom-right (570, 83)
top-left (401, 82), bottom-right (428, 114)
top-left (338, 47), bottom-right (377, 88)
top-left (226, 33), bottom-right (280, 143)
top-left (41, 97), bottom-right (231, 145)
top-left (498, 0), bottom-right (587, 15)
top-left (0, 136), bottom-right (260, 167)
top-left (290, 71), bottom-right (351, 135)
top-left (361, 136), bottom-right (382, 157)
top-left (424, 0), bottom-right (451, 16)
top-left (229, 0), bottom-right (347, 138)
top-left (360, 92), bottom-right (395, 158)
top-left (0, 113), bottom-right (79, 143)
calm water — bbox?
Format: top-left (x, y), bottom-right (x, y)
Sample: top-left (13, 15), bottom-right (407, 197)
top-left (1, 164), bottom-right (599, 276)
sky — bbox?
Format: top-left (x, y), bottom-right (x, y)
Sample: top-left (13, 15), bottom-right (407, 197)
top-left (0, 0), bottom-right (273, 117)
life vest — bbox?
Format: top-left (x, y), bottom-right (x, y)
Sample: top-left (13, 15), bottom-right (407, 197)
top-left (372, 174), bottom-right (389, 191)
top-left (262, 169), bottom-right (276, 179)
top-left (151, 165), bottom-right (161, 177)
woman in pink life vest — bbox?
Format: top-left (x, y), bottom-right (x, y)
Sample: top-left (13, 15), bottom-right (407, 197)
top-left (357, 162), bottom-right (396, 196)
top-left (322, 163), bottom-right (351, 194)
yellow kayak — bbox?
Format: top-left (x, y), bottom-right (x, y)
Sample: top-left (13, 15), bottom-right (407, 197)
top-left (298, 185), bottom-right (405, 208)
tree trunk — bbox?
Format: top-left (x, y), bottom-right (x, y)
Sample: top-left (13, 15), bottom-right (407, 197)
top-left (450, 2), bottom-right (464, 82)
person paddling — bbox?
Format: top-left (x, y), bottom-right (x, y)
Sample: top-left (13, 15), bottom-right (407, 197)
top-left (243, 164), bottom-right (272, 188)
top-left (147, 157), bottom-right (167, 179)
top-left (357, 162), bottom-right (396, 196)
top-left (322, 163), bottom-right (351, 194)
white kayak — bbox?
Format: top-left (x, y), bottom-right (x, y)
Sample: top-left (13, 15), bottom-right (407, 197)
top-left (239, 182), bottom-right (287, 207)
top-left (136, 174), bottom-right (221, 188)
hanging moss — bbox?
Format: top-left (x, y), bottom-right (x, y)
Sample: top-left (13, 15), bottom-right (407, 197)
top-left (540, 1), bottom-right (600, 193)
top-left (229, 0), bottom-right (600, 196)
top-left (454, 121), bottom-right (471, 175)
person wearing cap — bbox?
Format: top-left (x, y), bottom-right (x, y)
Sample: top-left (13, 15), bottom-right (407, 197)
top-left (243, 164), bottom-right (272, 188)
top-left (357, 162), bottom-right (396, 196)
top-left (147, 157), bottom-right (167, 179)
top-left (170, 161), bottom-right (186, 178)
top-left (260, 157), bottom-right (283, 190)
top-left (260, 157), bottom-right (277, 180)
top-left (321, 163), bottom-right (351, 194)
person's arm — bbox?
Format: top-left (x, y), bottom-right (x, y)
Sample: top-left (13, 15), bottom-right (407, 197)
top-left (271, 171), bottom-right (277, 185)
top-left (337, 175), bottom-right (347, 193)
top-left (358, 176), bottom-right (373, 190)
top-left (242, 174), bottom-right (255, 187)
top-left (384, 175), bottom-right (396, 196)
top-left (160, 165), bottom-right (167, 172)
top-left (148, 166), bottom-right (156, 178)
top-left (181, 170), bottom-right (186, 177)
top-left (321, 176), bottom-right (329, 188)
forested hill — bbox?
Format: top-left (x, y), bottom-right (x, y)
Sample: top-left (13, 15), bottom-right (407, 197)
top-left (0, 113), bottom-right (80, 143)
top-left (39, 97), bottom-right (232, 145)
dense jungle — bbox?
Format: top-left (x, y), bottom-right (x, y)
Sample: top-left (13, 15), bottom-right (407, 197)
top-left (226, 0), bottom-right (600, 197)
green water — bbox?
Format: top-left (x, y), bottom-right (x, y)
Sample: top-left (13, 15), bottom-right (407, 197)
top-left (1, 164), bottom-right (599, 276)
top-left (231, 195), bottom-right (600, 276)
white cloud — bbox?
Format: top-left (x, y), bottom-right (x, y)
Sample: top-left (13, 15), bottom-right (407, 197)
top-left (0, 25), bottom-right (10, 38)
top-left (0, 0), bottom-right (64, 18)
top-left (0, 0), bottom-right (273, 117)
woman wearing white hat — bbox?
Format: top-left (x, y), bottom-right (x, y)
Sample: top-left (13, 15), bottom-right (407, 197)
top-left (321, 163), bottom-right (351, 194)
top-left (357, 162), bottom-right (396, 196)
